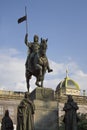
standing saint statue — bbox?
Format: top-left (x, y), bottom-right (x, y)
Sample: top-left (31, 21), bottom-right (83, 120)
top-left (63, 95), bottom-right (79, 130)
top-left (17, 92), bottom-right (35, 130)
top-left (1, 110), bottom-right (14, 130)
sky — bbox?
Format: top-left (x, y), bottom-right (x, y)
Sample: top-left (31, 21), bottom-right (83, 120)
top-left (0, 0), bottom-right (87, 94)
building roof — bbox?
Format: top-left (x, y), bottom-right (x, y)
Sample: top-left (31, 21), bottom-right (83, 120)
top-left (56, 70), bottom-right (80, 91)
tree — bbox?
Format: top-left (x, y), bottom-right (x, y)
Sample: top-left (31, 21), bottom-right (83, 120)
top-left (59, 113), bottom-right (87, 130)
top-left (78, 113), bottom-right (87, 130)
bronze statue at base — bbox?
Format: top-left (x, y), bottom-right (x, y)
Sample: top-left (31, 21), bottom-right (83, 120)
top-left (63, 95), bottom-right (79, 130)
top-left (1, 110), bottom-right (14, 130)
top-left (17, 92), bottom-right (35, 130)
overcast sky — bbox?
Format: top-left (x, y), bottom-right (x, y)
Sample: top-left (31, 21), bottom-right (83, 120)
top-left (0, 0), bottom-right (87, 94)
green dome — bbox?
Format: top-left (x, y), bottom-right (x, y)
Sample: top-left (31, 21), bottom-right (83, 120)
top-left (56, 76), bottom-right (80, 91)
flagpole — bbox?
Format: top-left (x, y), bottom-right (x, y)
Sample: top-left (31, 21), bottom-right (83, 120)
top-left (25, 6), bottom-right (28, 34)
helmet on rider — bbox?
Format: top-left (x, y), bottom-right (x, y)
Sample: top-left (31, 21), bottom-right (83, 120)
top-left (34, 35), bottom-right (39, 42)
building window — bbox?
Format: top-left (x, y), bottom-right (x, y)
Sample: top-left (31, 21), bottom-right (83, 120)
top-left (0, 106), bottom-right (3, 115)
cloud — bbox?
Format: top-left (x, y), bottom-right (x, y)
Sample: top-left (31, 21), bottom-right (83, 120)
top-left (0, 48), bottom-right (87, 94)
top-left (0, 48), bottom-right (26, 91)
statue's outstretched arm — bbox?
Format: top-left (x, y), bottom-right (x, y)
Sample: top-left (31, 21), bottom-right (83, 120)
top-left (25, 33), bottom-right (28, 46)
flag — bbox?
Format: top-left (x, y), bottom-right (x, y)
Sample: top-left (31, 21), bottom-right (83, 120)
top-left (18, 15), bottom-right (27, 24)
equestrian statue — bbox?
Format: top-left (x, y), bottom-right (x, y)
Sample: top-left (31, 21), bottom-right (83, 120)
top-left (24, 33), bottom-right (53, 92)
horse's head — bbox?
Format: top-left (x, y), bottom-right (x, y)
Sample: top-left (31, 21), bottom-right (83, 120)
top-left (40, 38), bottom-right (48, 56)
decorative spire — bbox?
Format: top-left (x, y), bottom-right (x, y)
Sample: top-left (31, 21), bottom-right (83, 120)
top-left (66, 69), bottom-right (69, 78)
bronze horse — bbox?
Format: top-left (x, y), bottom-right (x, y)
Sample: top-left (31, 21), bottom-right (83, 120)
top-left (25, 38), bottom-right (53, 92)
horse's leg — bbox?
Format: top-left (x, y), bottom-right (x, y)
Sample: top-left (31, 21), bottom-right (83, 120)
top-left (36, 71), bottom-right (45, 87)
top-left (41, 80), bottom-right (43, 87)
top-left (26, 77), bottom-right (30, 92)
top-left (41, 71), bottom-right (46, 87)
top-left (35, 77), bottom-right (41, 87)
top-left (26, 70), bottom-right (32, 92)
top-left (35, 64), bottom-right (43, 87)
top-left (41, 74), bottom-right (44, 87)
top-left (35, 64), bottom-right (42, 77)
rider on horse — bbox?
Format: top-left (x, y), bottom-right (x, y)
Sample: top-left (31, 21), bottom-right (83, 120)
top-left (25, 33), bottom-right (40, 71)
top-left (24, 34), bottom-right (53, 91)
top-left (25, 34), bottom-right (52, 74)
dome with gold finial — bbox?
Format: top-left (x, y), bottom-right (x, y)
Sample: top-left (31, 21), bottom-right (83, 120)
top-left (56, 70), bottom-right (80, 96)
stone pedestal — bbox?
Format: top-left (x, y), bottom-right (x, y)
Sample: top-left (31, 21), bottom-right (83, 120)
top-left (30, 87), bottom-right (54, 101)
top-left (30, 87), bottom-right (58, 130)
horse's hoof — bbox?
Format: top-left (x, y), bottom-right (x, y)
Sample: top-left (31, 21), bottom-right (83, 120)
top-left (35, 82), bottom-right (41, 87)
